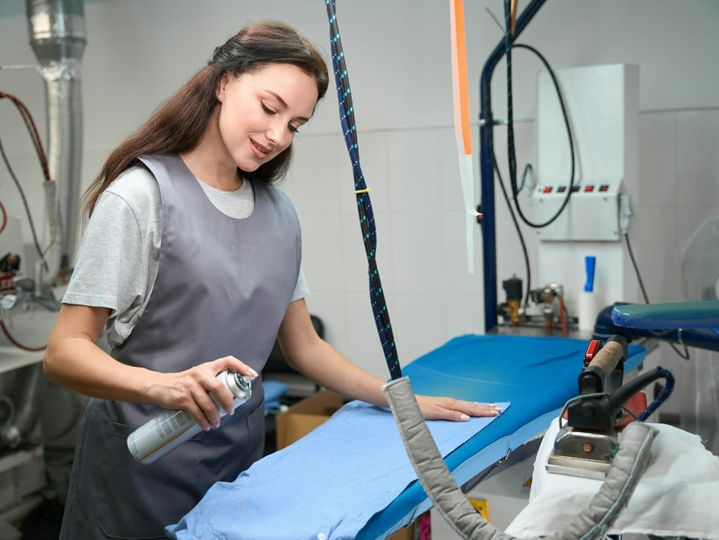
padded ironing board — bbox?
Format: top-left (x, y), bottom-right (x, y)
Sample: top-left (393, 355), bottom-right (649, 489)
top-left (612, 301), bottom-right (719, 330)
top-left (166, 334), bottom-right (645, 540)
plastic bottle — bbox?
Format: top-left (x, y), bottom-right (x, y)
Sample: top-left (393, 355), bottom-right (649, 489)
top-left (578, 255), bottom-right (598, 332)
top-left (127, 370), bottom-right (253, 464)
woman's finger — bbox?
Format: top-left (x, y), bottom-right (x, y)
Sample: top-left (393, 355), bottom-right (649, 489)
top-left (417, 396), bottom-right (503, 422)
top-left (191, 385), bottom-right (221, 428)
top-left (214, 355), bottom-right (258, 379)
top-left (205, 375), bottom-right (236, 416)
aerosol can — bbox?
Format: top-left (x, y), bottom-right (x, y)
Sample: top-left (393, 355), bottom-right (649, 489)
top-left (127, 370), bottom-right (253, 464)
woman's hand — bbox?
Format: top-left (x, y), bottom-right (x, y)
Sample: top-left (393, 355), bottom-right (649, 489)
top-left (415, 395), bottom-right (502, 422)
top-left (144, 356), bottom-right (258, 430)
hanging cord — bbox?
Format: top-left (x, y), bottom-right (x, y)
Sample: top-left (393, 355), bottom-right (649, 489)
top-left (492, 38), bottom-right (576, 306)
top-left (501, 7), bottom-right (576, 229)
top-left (0, 137), bottom-right (50, 273)
top-left (491, 146), bottom-right (531, 309)
top-left (0, 321), bottom-right (46, 352)
top-left (0, 200), bottom-right (6, 235)
top-left (0, 91), bottom-right (53, 272)
top-left (637, 367), bottom-right (675, 421)
top-left (325, 0), bottom-right (401, 380)
top-left (503, 0), bottom-right (518, 215)
top-left (624, 232), bottom-right (690, 360)
top-left (516, 163), bottom-right (533, 196)
top-left (0, 92), bottom-right (51, 182)
top-left (0, 137), bottom-right (49, 272)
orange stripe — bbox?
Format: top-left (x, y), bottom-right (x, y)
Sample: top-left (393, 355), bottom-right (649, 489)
top-left (454, 0), bottom-right (471, 154)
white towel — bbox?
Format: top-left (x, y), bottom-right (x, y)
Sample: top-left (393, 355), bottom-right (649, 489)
top-left (507, 418), bottom-right (719, 539)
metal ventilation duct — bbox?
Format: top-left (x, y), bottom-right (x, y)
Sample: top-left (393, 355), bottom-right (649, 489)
top-left (26, 0), bottom-right (86, 273)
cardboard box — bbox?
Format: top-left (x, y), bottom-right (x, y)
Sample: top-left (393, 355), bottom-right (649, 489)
top-left (275, 390), bottom-right (345, 449)
top-left (387, 525), bottom-right (415, 540)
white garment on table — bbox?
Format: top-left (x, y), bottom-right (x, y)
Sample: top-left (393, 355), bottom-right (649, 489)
top-left (64, 165), bottom-right (309, 348)
top-left (506, 417), bottom-right (719, 539)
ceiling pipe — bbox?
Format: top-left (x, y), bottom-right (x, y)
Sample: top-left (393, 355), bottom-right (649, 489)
top-left (26, 0), bottom-right (86, 278)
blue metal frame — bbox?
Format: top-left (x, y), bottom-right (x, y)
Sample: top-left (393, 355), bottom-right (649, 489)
top-left (480, 0), bottom-right (546, 332)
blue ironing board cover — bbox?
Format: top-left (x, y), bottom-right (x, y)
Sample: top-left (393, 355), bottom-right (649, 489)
top-left (612, 301), bottom-right (719, 330)
top-left (166, 334), bottom-right (645, 540)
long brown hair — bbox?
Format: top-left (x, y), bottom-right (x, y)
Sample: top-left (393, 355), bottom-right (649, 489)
top-left (83, 22), bottom-right (328, 215)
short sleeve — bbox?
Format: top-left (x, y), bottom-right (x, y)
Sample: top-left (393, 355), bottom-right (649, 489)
top-left (291, 266), bottom-right (310, 302)
top-left (63, 191), bottom-right (148, 318)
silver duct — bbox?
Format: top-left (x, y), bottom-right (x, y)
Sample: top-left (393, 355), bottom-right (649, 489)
top-left (25, 0), bottom-right (86, 274)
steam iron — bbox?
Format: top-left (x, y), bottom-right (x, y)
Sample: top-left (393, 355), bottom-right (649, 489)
top-left (547, 336), bottom-right (656, 480)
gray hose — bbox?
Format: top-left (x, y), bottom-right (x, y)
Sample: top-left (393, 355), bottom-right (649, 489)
top-left (383, 377), bottom-right (657, 540)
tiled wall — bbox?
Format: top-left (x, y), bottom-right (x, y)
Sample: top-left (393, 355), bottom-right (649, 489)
top-left (0, 0), bottom-right (717, 382)
top-left (282, 127), bottom-right (487, 377)
top-left (282, 108), bottom-right (719, 380)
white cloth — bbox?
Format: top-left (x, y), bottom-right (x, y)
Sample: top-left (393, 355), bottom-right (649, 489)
top-left (506, 417), bottom-right (719, 539)
top-left (64, 166), bottom-right (308, 348)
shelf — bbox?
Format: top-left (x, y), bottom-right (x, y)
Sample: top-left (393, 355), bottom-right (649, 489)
top-left (0, 347), bottom-right (43, 376)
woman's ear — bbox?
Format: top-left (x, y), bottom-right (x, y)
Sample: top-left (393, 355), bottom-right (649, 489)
top-left (216, 72), bottom-right (231, 103)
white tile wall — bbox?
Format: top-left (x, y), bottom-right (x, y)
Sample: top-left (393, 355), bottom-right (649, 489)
top-left (2, 0), bottom-right (718, 383)
top-left (638, 112), bottom-right (676, 208)
top-left (344, 291), bottom-right (392, 379)
top-left (299, 212), bottom-right (345, 293)
top-left (284, 134), bottom-right (344, 215)
top-left (389, 211), bottom-right (443, 295)
top-left (387, 292), bottom-right (448, 368)
top-left (676, 111), bottom-right (719, 206)
top-left (387, 129), bottom-right (442, 214)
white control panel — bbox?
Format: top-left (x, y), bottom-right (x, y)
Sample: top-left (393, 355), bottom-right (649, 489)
top-left (531, 177), bottom-right (623, 241)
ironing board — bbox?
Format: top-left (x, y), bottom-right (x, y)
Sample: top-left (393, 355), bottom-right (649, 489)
top-left (166, 334), bottom-right (645, 540)
top-left (611, 300), bottom-right (719, 330)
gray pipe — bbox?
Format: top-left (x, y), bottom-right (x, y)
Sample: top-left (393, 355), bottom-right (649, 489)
top-left (383, 377), bottom-right (657, 540)
top-left (26, 0), bottom-right (86, 274)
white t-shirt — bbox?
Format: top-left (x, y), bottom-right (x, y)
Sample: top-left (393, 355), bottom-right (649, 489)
top-left (64, 165), bottom-right (308, 348)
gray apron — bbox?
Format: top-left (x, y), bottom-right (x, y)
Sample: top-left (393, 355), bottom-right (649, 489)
top-left (60, 154), bottom-right (301, 539)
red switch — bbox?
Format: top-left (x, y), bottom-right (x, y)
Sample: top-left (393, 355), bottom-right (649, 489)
top-left (584, 185), bottom-right (595, 192)
top-left (584, 339), bottom-right (601, 365)
top-left (543, 186), bottom-right (553, 193)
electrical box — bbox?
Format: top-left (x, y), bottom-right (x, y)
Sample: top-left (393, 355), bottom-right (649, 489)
top-left (534, 64), bottom-right (639, 318)
top-left (532, 177), bottom-right (622, 241)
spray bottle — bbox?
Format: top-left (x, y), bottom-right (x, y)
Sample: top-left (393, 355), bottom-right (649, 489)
top-left (127, 370), bottom-right (253, 464)
top-left (578, 255), bottom-right (598, 332)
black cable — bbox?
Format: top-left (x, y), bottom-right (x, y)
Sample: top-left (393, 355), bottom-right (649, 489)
top-left (0, 137), bottom-right (49, 272)
top-left (637, 367), bottom-right (675, 421)
top-left (516, 163), bottom-right (533, 196)
top-left (624, 233), bottom-right (649, 304)
top-left (491, 146), bottom-right (531, 309)
top-left (502, 42), bottom-right (576, 228)
top-left (624, 232), bottom-right (690, 360)
top-left (503, 0), bottom-right (518, 207)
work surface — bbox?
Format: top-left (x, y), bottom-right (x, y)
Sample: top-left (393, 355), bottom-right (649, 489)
top-left (167, 334), bottom-right (645, 540)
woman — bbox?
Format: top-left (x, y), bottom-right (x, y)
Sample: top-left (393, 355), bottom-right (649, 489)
top-left (45, 22), bottom-right (500, 539)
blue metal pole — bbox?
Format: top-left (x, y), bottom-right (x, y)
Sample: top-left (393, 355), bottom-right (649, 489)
top-left (479, 0), bottom-right (546, 332)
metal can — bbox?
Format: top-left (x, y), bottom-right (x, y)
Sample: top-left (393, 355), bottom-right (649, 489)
top-left (127, 370), bottom-right (253, 464)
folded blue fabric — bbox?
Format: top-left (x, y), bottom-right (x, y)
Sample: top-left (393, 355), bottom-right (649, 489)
top-left (166, 399), bottom-right (509, 540)
top-left (167, 334), bottom-right (646, 540)
top-left (262, 381), bottom-right (288, 412)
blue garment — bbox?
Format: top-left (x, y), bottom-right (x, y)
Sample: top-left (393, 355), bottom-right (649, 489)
top-left (263, 381), bottom-right (288, 412)
top-left (167, 334), bottom-right (646, 540)
top-left (167, 400), bottom-right (509, 540)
